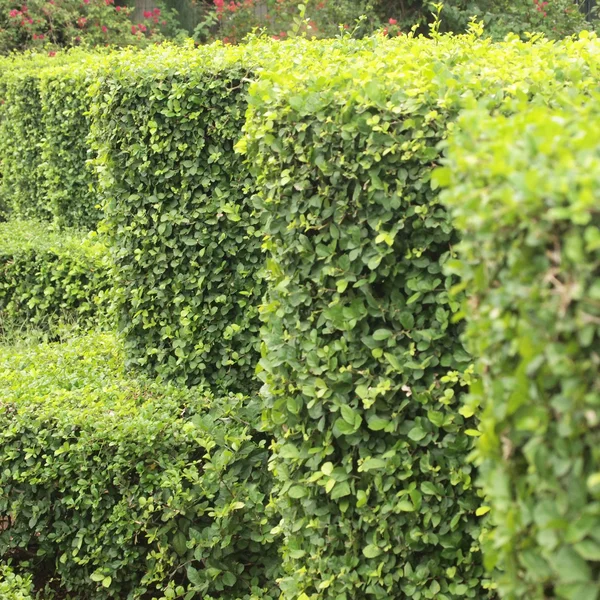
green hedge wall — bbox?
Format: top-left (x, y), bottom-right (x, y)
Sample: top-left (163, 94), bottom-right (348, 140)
top-left (90, 45), bottom-right (266, 391)
top-left (241, 33), bottom-right (600, 600)
top-left (0, 332), bottom-right (278, 599)
top-left (0, 69), bottom-right (49, 220)
top-left (0, 220), bottom-right (111, 331)
top-left (440, 102), bottom-right (600, 600)
top-left (0, 51), bottom-right (104, 229)
top-left (40, 59), bottom-right (102, 230)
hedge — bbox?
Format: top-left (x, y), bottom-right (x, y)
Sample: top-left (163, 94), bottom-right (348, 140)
top-left (0, 51), bottom-right (107, 229)
top-left (241, 32), bottom-right (600, 599)
top-left (0, 66), bottom-right (48, 220)
top-left (90, 43), bottom-right (269, 391)
top-left (0, 220), bottom-right (112, 331)
top-left (39, 57), bottom-right (103, 230)
top-left (0, 332), bottom-right (278, 599)
top-left (439, 102), bottom-right (600, 600)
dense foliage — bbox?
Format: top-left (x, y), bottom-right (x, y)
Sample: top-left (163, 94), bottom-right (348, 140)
top-left (0, 333), bottom-right (278, 599)
top-left (0, 51), bottom-right (104, 228)
top-left (90, 44), bottom-right (266, 391)
top-left (0, 30), bottom-right (599, 600)
top-left (440, 99), bottom-right (600, 599)
top-left (240, 32), bottom-right (600, 600)
top-left (0, 220), bottom-right (111, 331)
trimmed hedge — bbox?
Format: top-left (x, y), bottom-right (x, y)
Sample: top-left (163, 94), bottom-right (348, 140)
top-left (0, 68), bottom-right (48, 220)
top-left (241, 33), bottom-right (600, 599)
top-left (0, 51), bottom-right (107, 229)
top-left (0, 220), bottom-right (112, 331)
top-left (90, 44), bottom-right (265, 391)
top-left (39, 58), bottom-right (102, 230)
top-left (440, 103), bottom-right (600, 599)
top-left (0, 332), bottom-right (278, 599)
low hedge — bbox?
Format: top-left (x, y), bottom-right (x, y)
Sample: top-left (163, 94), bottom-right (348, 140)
top-left (90, 44), bottom-right (266, 391)
top-left (241, 32), bottom-right (600, 600)
top-left (0, 332), bottom-right (278, 599)
top-left (0, 220), bottom-right (112, 331)
top-left (440, 103), bottom-right (600, 599)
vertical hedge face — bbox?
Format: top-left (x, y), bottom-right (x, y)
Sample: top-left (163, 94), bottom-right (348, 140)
top-left (0, 72), bottom-right (49, 220)
top-left (242, 34), bottom-right (600, 600)
top-left (245, 40), bottom-right (484, 600)
top-left (441, 104), bottom-right (600, 600)
top-left (91, 47), bottom-right (263, 391)
top-left (40, 63), bottom-right (101, 230)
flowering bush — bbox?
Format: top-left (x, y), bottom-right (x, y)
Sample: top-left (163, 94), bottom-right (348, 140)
top-left (0, 0), bottom-right (177, 54)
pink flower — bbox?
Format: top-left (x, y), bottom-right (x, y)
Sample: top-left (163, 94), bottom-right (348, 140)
top-left (115, 5), bottom-right (121, 10)
top-left (77, 16), bottom-right (86, 27)
top-left (389, 17), bottom-right (397, 25)
top-left (138, 22), bottom-right (146, 31)
top-left (153, 7), bottom-right (160, 14)
top-left (101, 24), bottom-right (107, 32)
top-left (143, 10), bottom-right (151, 17)
top-left (9, 9), bottom-right (20, 17)
top-left (214, 0), bottom-right (224, 13)
top-left (131, 24), bottom-right (137, 33)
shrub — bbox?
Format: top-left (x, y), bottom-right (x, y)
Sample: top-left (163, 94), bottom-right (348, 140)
top-left (241, 32), bottom-right (600, 599)
top-left (439, 101), bottom-right (600, 599)
top-left (0, 220), bottom-right (112, 331)
top-left (0, 565), bottom-right (34, 600)
top-left (90, 43), bottom-right (265, 391)
top-left (0, 332), bottom-right (278, 599)
top-left (0, 0), bottom-right (178, 55)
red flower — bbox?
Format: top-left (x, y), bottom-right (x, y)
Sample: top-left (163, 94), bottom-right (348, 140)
top-left (131, 24), bottom-right (137, 33)
top-left (138, 23), bottom-right (147, 31)
top-left (389, 17), bottom-right (397, 24)
top-left (115, 5), bottom-right (121, 10)
top-left (143, 10), bottom-right (151, 17)
top-left (214, 0), bottom-right (224, 13)
top-left (48, 50), bottom-right (56, 56)
top-left (9, 9), bottom-right (20, 17)
top-left (383, 27), bottom-right (388, 35)
top-left (77, 16), bottom-right (86, 27)
top-left (101, 24), bottom-right (107, 32)
top-left (153, 7), bottom-right (160, 14)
